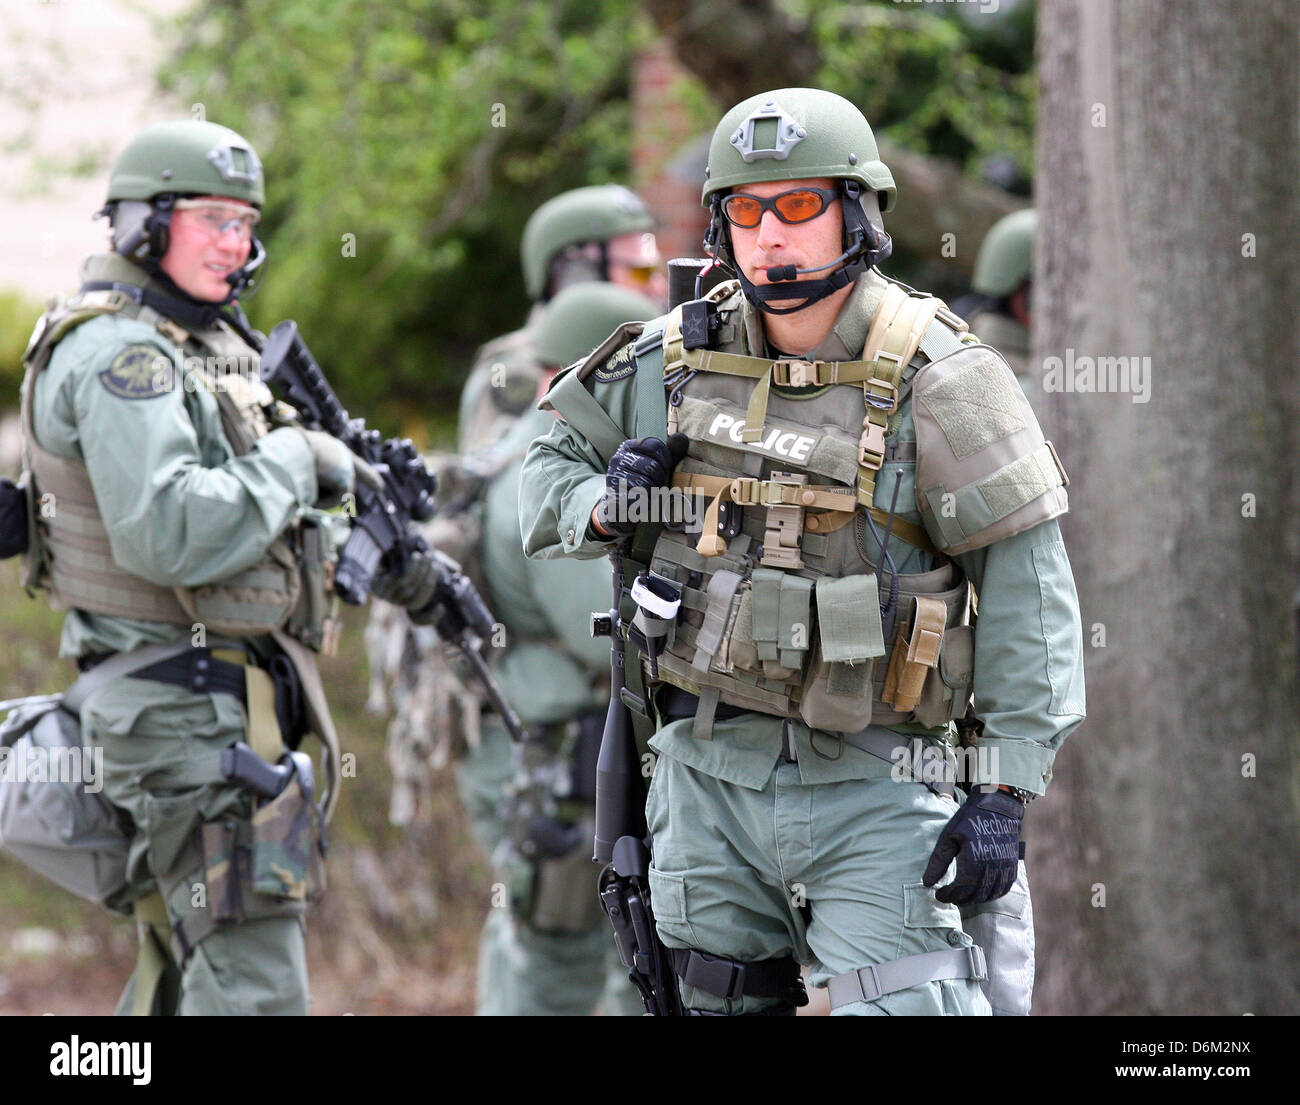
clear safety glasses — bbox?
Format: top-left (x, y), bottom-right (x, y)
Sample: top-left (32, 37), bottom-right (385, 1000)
top-left (174, 198), bottom-right (261, 242)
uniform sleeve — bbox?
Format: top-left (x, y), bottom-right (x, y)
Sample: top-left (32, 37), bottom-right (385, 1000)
top-left (954, 518), bottom-right (1086, 796)
top-left (519, 417), bottom-right (614, 561)
top-left (518, 358), bottom-right (642, 562)
top-left (66, 331), bottom-right (319, 588)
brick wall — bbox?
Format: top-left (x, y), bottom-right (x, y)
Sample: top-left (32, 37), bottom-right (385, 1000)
top-left (631, 38), bottom-right (712, 266)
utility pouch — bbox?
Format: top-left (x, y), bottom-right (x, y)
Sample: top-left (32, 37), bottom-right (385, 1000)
top-left (722, 579), bottom-right (759, 673)
top-left (882, 596), bottom-right (947, 715)
top-left (250, 778), bottom-right (319, 902)
top-left (0, 476), bottom-right (29, 559)
top-left (174, 537), bottom-right (302, 639)
top-left (799, 574), bottom-right (887, 732)
top-left (0, 697), bottom-right (130, 910)
top-left (285, 516), bottom-right (338, 655)
top-left (750, 569), bottom-right (802, 681)
top-left (201, 818), bottom-right (247, 924)
top-left (914, 623), bottom-right (975, 728)
top-left (515, 838), bottom-right (607, 934)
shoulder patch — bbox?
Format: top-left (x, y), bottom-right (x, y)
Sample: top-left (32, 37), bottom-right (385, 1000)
top-left (592, 343), bottom-right (636, 383)
top-left (99, 344), bottom-right (171, 400)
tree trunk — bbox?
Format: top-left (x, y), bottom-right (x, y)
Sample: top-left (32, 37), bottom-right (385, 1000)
top-left (1034, 0), bottom-right (1300, 1014)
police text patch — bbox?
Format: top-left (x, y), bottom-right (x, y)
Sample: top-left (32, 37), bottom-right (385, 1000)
top-left (98, 345), bottom-right (171, 400)
top-left (592, 344), bottom-right (636, 383)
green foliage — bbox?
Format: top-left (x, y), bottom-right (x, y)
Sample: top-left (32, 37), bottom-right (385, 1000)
top-left (0, 291), bottom-right (42, 409)
top-left (803, 0), bottom-right (1035, 185)
top-left (162, 0), bottom-right (649, 433)
top-left (155, 0), bottom-right (1033, 434)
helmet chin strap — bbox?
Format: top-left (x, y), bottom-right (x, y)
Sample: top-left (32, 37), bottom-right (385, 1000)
top-left (734, 261), bottom-right (860, 315)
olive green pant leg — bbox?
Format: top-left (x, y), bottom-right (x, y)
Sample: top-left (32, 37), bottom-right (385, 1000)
top-left (646, 732), bottom-right (990, 1016)
top-left (457, 720), bottom-right (519, 1015)
top-left (177, 917), bottom-right (308, 1016)
top-left (458, 720), bottom-right (640, 1015)
top-left (960, 860), bottom-right (1034, 1015)
top-left (82, 678), bottom-right (311, 1016)
top-left (455, 721), bottom-right (518, 857)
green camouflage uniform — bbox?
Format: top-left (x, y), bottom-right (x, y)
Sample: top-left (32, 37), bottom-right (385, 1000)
top-left (520, 272), bottom-right (1086, 1015)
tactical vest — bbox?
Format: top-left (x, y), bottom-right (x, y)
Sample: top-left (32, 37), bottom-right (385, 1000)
top-left (18, 257), bottom-right (335, 649)
top-left (550, 271), bottom-right (1068, 739)
top-left (458, 324), bottom-right (545, 454)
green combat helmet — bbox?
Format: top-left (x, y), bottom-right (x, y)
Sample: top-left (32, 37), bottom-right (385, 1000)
top-left (108, 120), bottom-right (264, 207)
top-left (103, 120), bottom-right (266, 297)
top-left (701, 87), bottom-right (896, 314)
top-left (972, 208), bottom-right (1037, 297)
top-left (533, 283), bottom-right (662, 368)
top-left (520, 185), bottom-right (655, 301)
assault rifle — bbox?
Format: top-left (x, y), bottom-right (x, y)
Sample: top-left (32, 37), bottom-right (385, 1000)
top-left (256, 319), bottom-right (524, 742)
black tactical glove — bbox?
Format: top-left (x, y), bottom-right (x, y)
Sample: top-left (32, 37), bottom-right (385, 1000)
top-left (922, 789), bottom-right (1025, 905)
top-left (595, 434), bottom-right (690, 538)
top-left (371, 549), bottom-right (441, 624)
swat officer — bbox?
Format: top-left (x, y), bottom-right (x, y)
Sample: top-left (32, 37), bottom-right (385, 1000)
top-left (957, 208), bottom-right (1037, 407)
top-left (17, 120), bottom-right (423, 1015)
top-left (457, 184), bottom-right (666, 453)
top-left (371, 185), bottom-right (664, 1014)
top-left (521, 89), bottom-right (1086, 1015)
top-left (458, 283), bottom-right (663, 1016)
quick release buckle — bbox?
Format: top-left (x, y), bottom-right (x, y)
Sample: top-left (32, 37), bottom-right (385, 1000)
top-left (858, 420), bottom-right (887, 469)
top-left (772, 358), bottom-right (819, 388)
top-left (684, 949), bottom-right (747, 1001)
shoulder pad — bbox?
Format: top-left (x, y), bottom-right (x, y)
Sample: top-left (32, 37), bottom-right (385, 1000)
top-left (22, 298), bottom-right (122, 373)
top-left (911, 343), bottom-right (1068, 555)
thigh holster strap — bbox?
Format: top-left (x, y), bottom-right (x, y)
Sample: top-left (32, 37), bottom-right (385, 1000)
top-left (828, 945), bottom-right (986, 1010)
top-left (670, 948), bottom-right (809, 1007)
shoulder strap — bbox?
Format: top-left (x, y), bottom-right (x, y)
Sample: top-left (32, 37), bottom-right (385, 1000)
top-left (857, 287), bottom-right (943, 509)
top-left (633, 319), bottom-right (668, 440)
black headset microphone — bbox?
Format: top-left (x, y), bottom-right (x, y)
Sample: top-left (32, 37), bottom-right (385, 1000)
top-left (764, 240), bottom-right (863, 283)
